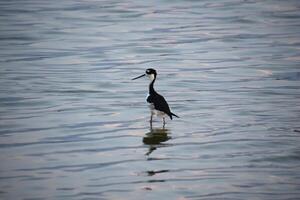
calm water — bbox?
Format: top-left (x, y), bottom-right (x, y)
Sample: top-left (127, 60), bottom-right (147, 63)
top-left (1, 0), bottom-right (300, 199)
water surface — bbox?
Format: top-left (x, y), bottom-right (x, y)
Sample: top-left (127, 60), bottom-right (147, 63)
top-left (1, 0), bottom-right (300, 199)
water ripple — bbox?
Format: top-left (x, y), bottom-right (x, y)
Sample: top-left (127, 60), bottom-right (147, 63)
top-left (1, 0), bottom-right (300, 199)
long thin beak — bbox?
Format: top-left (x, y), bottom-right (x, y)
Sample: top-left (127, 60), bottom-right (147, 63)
top-left (132, 74), bottom-right (145, 80)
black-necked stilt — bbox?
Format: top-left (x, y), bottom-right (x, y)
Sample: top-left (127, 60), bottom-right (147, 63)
top-left (132, 68), bottom-right (179, 127)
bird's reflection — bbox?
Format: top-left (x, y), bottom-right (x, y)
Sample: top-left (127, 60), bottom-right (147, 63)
top-left (143, 127), bottom-right (171, 156)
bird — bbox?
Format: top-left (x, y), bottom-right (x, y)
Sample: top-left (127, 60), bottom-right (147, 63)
top-left (132, 68), bottom-right (179, 127)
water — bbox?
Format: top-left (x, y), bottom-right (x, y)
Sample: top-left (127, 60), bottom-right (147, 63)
top-left (1, 0), bottom-right (300, 199)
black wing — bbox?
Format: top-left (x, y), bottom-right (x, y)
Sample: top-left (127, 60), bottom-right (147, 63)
top-left (147, 93), bottom-right (172, 119)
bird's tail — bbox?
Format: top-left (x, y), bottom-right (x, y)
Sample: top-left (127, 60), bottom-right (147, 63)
top-left (169, 112), bottom-right (180, 120)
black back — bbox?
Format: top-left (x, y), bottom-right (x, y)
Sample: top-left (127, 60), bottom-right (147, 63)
top-left (147, 91), bottom-right (173, 119)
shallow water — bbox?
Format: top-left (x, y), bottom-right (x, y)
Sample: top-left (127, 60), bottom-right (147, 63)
top-left (1, 0), bottom-right (300, 199)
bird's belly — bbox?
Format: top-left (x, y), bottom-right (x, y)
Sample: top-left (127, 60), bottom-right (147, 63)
top-left (148, 103), bottom-right (166, 118)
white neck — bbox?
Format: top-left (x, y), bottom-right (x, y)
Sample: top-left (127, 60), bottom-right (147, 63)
top-left (148, 74), bottom-right (155, 83)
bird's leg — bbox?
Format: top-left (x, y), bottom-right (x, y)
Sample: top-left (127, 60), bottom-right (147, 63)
top-left (150, 113), bottom-right (153, 129)
top-left (163, 117), bottom-right (166, 128)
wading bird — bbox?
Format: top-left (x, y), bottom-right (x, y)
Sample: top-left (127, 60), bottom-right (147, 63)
top-left (132, 68), bottom-right (179, 127)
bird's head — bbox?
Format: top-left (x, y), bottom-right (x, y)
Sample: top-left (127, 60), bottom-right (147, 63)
top-left (132, 68), bottom-right (157, 82)
top-left (145, 68), bottom-right (157, 81)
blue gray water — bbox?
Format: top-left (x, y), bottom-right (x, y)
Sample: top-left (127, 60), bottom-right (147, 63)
top-left (1, 0), bottom-right (300, 199)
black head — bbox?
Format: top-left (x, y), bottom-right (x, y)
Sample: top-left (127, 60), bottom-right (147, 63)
top-left (132, 68), bottom-right (157, 80)
top-left (145, 68), bottom-right (157, 76)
